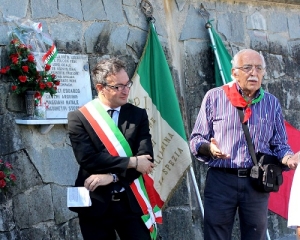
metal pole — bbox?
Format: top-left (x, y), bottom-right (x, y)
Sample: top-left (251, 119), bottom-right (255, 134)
top-left (189, 166), bottom-right (204, 218)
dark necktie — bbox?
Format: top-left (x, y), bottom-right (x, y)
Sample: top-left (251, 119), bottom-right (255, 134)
top-left (107, 109), bottom-right (123, 193)
top-left (107, 109), bottom-right (115, 118)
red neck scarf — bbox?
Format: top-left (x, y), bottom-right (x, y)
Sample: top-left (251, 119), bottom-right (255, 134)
top-left (222, 81), bottom-right (264, 123)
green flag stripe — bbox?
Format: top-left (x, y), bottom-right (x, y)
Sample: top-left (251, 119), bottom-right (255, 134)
top-left (135, 22), bottom-right (187, 140)
top-left (210, 23), bottom-right (232, 86)
top-left (91, 100), bottom-right (133, 156)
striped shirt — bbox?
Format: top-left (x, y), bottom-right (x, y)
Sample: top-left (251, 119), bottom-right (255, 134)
top-left (189, 85), bottom-right (293, 168)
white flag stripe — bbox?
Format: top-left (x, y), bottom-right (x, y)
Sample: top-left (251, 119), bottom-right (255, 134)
top-left (85, 102), bottom-right (127, 157)
top-left (129, 75), bottom-right (191, 201)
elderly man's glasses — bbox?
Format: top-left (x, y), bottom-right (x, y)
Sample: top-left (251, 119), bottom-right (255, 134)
top-left (235, 65), bottom-right (265, 73)
top-left (105, 81), bottom-right (133, 91)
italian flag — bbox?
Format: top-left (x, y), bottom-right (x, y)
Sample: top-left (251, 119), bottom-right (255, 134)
top-left (129, 22), bottom-right (192, 203)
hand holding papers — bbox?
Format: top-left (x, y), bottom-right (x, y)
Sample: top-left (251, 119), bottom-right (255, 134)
top-left (67, 187), bottom-right (91, 207)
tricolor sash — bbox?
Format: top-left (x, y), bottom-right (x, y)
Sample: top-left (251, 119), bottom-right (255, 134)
top-left (79, 99), bottom-right (162, 239)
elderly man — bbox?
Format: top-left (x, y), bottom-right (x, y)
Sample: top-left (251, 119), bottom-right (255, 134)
top-left (190, 49), bottom-right (299, 240)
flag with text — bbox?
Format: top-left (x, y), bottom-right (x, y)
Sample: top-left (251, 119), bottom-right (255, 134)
top-left (128, 22), bottom-right (192, 204)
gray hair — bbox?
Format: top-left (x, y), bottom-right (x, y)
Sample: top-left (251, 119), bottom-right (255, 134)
top-left (91, 57), bottom-right (126, 86)
top-left (231, 49), bottom-right (266, 69)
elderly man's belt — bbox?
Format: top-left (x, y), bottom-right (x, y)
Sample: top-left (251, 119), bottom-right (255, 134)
top-left (212, 167), bottom-right (251, 177)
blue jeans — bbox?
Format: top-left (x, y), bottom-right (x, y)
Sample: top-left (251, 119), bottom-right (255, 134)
top-left (204, 168), bottom-right (269, 240)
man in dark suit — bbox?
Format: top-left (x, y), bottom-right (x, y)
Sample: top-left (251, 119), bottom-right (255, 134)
top-left (68, 57), bottom-right (155, 240)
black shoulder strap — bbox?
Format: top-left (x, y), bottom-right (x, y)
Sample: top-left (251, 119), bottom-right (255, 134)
top-left (236, 107), bottom-right (258, 165)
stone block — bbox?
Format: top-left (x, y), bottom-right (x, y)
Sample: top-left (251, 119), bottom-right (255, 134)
top-left (288, 39), bottom-right (300, 64)
top-left (0, 229), bottom-right (20, 240)
top-left (175, 0), bottom-right (188, 11)
top-left (218, 12), bottom-right (244, 43)
top-left (94, 24), bottom-right (129, 56)
top-left (0, 115), bottom-right (24, 156)
top-left (0, 25), bottom-right (10, 45)
top-left (123, 5), bottom-right (148, 31)
top-left (267, 11), bottom-right (288, 33)
top-left (165, 176), bottom-right (189, 207)
top-left (269, 33), bottom-right (288, 55)
top-left (288, 14), bottom-right (300, 39)
top-left (0, 199), bottom-right (15, 231)
top-left (264, 53), bottom-right (285, 79)
top-left (159, 206), bottom-right (202, 240)
top-left (103, 0), bottom-right (124, 23)
top-left (49, 218), bottom-right (83, 240)
top-left (51, 184), bottom-right (77, 224)
top-left (247, 11), bottom-right (267, 30)
top-left (31, 0), bottom-right (58, 19)
top-left (180, 5), bottom-right (208, 41)
top-left (2, 151), bottom-right (43, 196)
top-left (13, 184), bottom-right (54, 228)
top-left (127, 27), bottom-right (147, 59)
top-left (19, 225), bottom-right (51, 240)
top-left (85, 22), bottom-right (106, 54)
top-left (0, 0), bottom-right (27, 19)
top-left (248, 30), bottom-right (268, 51)
top-left (58, 0), bottom-right (83, 20)
top-left (81, 0), bottom-right (106, 21)
top-left (49, 22), bottom-right (83, 53)
top-left (26, 145), bottom-right (78, 185)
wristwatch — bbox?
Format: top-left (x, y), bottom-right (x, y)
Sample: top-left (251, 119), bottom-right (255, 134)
top-left (110, 173), bottom-right (118, 183)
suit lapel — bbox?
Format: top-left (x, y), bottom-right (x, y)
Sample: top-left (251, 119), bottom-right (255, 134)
top-left (118, 104), bottom-right (130, 134)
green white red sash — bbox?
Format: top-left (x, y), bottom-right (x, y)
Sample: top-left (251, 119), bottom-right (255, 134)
top-left (79, 99), bottom-right (162, 239)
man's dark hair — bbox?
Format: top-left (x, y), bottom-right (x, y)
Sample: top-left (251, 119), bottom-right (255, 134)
top-left (91, 57), bottom-right (126, 86)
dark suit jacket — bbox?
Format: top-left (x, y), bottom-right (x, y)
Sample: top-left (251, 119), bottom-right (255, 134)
top-left (67, 102), bottom-right (153, 216)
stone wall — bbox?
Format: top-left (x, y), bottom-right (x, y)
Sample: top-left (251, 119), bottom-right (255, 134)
top-left (0, 0), bottom-right (299, 239)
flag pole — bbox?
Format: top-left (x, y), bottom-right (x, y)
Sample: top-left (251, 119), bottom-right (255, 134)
top-left (199, 4), bottom-right (271, 240)
top-left (189, 167), bottom-right (204, 217)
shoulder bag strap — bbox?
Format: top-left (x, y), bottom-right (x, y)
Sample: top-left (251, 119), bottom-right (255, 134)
top-left (236, 107), bottom-right (258, 166)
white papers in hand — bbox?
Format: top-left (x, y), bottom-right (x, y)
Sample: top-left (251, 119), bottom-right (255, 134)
top-left (67, 187), bottom-right (92, 207)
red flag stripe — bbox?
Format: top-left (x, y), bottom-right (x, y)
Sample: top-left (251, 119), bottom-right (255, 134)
top-left (79, 106), bottom-right (119, 156)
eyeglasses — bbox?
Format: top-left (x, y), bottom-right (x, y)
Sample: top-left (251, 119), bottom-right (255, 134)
top-left (105, 81), bottom-right (133, 91)
top-left (235, 65), bottom-right (265, 73)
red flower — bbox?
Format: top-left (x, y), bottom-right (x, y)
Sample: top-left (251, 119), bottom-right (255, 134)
top-left (51, 74), bottom-right (56, 78)
top-left (0, 171), bottom-right (5, 179)
top-left (39, 83), bottom-right (46, 89)
top-left (27, 55), bottom-right (35, 62)
top-left (5, 162), bottom-right (12, 169)
top-left (46, 82), bottom-right (53, 88)
top-left (18, 75), bottom-right (27, 83)
top-left (9, 53), bottom-right (19, 59)
top-left (10, 39), bottom-right (18, 44)
top-left (34, 91), bottom-right (42, 99)
top-left (0, 66), bottom-right (9, 74)
top-left (0, 179), bottom-right (6, 188)
top-left (54, 81), bottom-right (60, 86)
top-left (10, 174), bottom-right (16, 182)
top-left (11, 85), bottom-right (17, 91)
top-left (12, 57), bottom-right (19, 64)
top-left (22, 66), bottom-right (29, 72)
top-left (45, 64), bottom-right (51, 71)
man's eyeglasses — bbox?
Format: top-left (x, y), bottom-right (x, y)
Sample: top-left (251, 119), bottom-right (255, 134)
top-left (105, 81), bottom-right (133, 91)
top-left (235, 65), bottom-right (265, 73)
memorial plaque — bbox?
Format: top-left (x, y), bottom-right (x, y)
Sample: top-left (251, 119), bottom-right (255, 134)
top-left (43, 54), bottom-right (93, 119)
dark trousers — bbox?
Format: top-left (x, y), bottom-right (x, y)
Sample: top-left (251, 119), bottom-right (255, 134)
top-left (78, 192), bottom-right (151, 240)
top-left (204, 168), bottom-right (269, 240)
